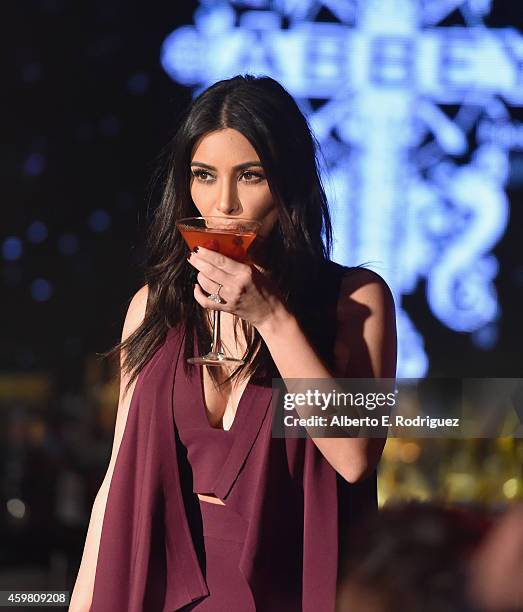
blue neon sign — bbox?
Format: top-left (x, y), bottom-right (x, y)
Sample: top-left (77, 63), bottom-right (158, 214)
top-left (161, 0), bottom-right (523, 377)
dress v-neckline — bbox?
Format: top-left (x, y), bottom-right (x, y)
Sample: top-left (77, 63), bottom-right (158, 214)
top-left (198, 365), bottom-right (250, 433)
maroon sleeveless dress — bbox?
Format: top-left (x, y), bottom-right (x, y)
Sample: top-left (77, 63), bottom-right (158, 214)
top-left (172, 337), bottom-right (258, 611)
top-left (89, 260), bottom-right (378, 612)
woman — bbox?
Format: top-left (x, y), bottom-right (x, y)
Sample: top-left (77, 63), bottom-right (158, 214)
top-left (70, 74), bottom-right (397, 612)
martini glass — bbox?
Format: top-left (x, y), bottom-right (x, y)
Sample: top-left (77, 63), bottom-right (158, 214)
top-left (176, 216), bottom-right (261, 366)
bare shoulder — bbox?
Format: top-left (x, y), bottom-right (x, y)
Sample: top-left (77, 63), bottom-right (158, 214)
top-left (334, 267), bottom-right (397, 378)
top-left (119, 284), bottom-right (149, 402)
top-left (338, 268), bottom-right (395, 318)
top-left (122, 284), bottom-right (149, 339)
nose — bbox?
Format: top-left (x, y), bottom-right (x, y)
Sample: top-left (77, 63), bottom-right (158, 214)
top-left (215, 176), bottom-right (240, 215)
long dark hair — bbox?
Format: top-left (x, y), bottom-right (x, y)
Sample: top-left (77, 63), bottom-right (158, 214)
top-left (105, 74), bottom-right (334, 396)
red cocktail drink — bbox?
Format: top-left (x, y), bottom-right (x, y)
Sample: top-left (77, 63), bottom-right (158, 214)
top-left (178, 227), bottom-right (256, 263)
top-left (175, 216), bottom-right (261, 366)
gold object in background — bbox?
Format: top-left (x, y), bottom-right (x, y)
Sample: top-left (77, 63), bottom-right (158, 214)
top-left (0, 373), bottom-right (52, 405)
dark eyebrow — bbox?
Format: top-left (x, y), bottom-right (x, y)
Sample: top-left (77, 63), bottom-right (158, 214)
top-left (190, 161), bottom-right (263, 171)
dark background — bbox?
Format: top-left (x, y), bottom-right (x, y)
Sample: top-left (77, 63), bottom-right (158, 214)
top-left (4, 1), bottom-right (194, 392)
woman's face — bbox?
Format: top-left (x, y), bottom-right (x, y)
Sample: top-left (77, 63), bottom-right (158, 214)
top-left (190, 128), bottom-right (278, 238)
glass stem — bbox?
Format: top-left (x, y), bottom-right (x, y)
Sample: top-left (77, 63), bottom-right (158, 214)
top-left (211, 309), bottom-right (223, 356)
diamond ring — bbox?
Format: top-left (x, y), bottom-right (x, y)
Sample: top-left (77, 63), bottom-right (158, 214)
top-left (208, 283), bottom-right (223, 303)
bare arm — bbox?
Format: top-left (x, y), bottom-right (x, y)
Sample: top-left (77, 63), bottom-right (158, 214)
top-left (257, 269), bottom-right (397, 483)
top-left (69, 285), bottom-right (149, 611)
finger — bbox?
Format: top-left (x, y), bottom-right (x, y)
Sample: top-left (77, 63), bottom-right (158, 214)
top-left (193, 246), bottom-right (246, 275)
top-left (196, 272), bottom-right (226, 298)
top-left (187, 252), bottom-right (231, 286)
top-left (194, 282), bottom-right (226, 310)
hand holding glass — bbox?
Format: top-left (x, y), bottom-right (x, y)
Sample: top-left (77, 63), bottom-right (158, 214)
top-left (176, 216), bottom-right (261, 366)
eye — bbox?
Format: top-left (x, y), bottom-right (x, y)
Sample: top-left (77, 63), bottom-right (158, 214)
top-left (240, 170), bottom-right (265, 183)
top-left (191, 169), bottom-right (215, 182)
